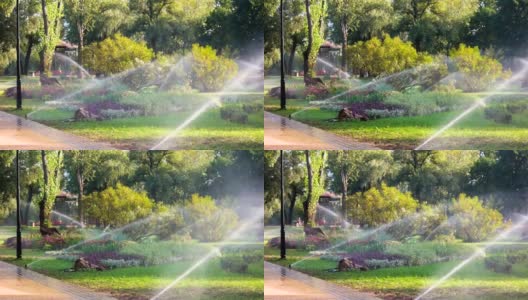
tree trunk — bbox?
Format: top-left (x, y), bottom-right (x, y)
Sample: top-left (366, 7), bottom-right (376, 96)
top-left (77, 23), bottom-right (84, 78)
top-left (40, 0), bottom-right (50, 75)
top-left (40, 151), bottom-right (50, 233)
top-left (77, 169), bottom-right (84, 224)
top-left (24, 185), bottom-right (34, 226)
top-left (288, 188), bottom-right (297, 225)
top-left (341, 19), bottom-right (348, 73)
top-left (23, 36), bottom-right (34, 75)
top-left (304, 150), bottom-right (315, 226)
top-left (303, 0), bottom-right (314, 84)
top-left (288, 39), bottom-right (298, 76)
top-left (341, 169), bottom-right (348, 221)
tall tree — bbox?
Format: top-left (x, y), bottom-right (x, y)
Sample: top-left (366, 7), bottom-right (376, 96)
top-left (38, 0), bottom-right (63, 76)
top-left (303, 150), bottom-right (327, 226)
top-left (64, 0), bottom-right (100, 73)
top-left (39, 151), bottom-right (63, 233)
top-left (328, 0), bottom-right (360, 72)
top-left (64, 151), bottom-right (102, 223)
top-left (302, 0), bottom-right (326, 84)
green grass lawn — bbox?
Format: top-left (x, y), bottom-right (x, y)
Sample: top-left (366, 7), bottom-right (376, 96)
top-left (0, 77), bottom-right (264, 150)
top-left (265, 94), bottom-right (528, 150)
top-left (265, 246), bottom-right (528, 300)
top-left (0, 226), bottom-right (263, 300)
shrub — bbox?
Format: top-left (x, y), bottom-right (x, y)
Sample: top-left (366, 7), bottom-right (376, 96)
top-left (100, 259), bottom-right (142, 269)
top-left (220, 106), bottom-right (249, 124)
top-left (220, 256), bottom-right (249, 273)
top-left (386, 205), bottom-right (448, 241)
top-left (449, 44), bottom-right (510, 92)
top-left (347, 34), bottom-right (432, 77)
top-left (123, 208), bottom-right (186, 241)
top-left (83, 34), bottom-right (154, 75)
top-left (85, 184), bottom-right (154, 227)
top-left (121, 240), bottom-right (211, 265)
top-left (484, 107), bottom-right (513, 124)
top-left (364, 258), bottom-right (406, 269)
top-left (485, 255), bottom-right (512, 274)
top-left (450, 194), bottom-right (504, 242)
top-left (384, 90), bottom-right (473, 116)
top-left (184, 194), bottom-right (238, 242)
top-left (348, 183), bottom-right (419, 227)
top-left (190, 44), bottom-right (238, 92)
top-left (75, 239), bottom-right (123, 254)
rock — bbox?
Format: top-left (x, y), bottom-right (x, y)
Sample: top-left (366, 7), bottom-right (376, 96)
top-left (337, 108), bottom-right (369, 122)
top-left (40, 76), bottom-right (62, 86)
top-left (268, 87), bottom-right (298, 99)
top-left (304, 227), bottom-right (326, 238)
top-left (5, 86), bottom-right (18, 98)
top-left (73, 257), bottom-right (105, 271)
top-left (268, 237), bottom-right (298, 249)
top-left (337, 257), bottom-right (368, 272)
top-left (304, 77), bottom-right (325, 86)
top-left (40, 227), bottom-right (61, 236)
top-left (74, 108), bottom-right (101, 121)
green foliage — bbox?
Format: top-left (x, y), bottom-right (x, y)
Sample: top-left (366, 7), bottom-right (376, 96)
top-left (190, 44), bottom-right (238, 92)
top-left (449, 44), bottom-right (510, 92)
top-left (123, 208), bottom-right (186, 241)
top-left (385, 240), bottom-right (475, 266)
top-left (184, 194), bottom-right (238, 242)
top-left (347, 34), bottom-right (432, 77)
top-left (304, 151), bottom-right (327, 226)
top-left (83, 34), bottom-right (154, 75)
top-left (450, 194), bottom-right (504, 242)
top-left (121, 240), bottom-right (212, 265)
top-left (348, 183), bottom-right (419, 227)
top-left (384, 90), bottom-right (473, 116)
top-left (85, 184), bottom-right (154, 227)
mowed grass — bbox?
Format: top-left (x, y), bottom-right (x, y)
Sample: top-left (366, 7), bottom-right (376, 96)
top-left (265, 96), bottom-right (528, 150)
top-left (0, 226), bottom-right (263, 300)
top-left (0, 77), bottom-right (264, 149)
top-left (40, 109), bottom-right (264, 150)
top-left (264, 246), bottom-right (528, 300)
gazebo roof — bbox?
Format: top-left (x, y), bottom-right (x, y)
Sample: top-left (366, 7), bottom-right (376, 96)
top-left (320, 40), bottom-right (341, 50)
top-left (55, 40), bottom-right (78, 50)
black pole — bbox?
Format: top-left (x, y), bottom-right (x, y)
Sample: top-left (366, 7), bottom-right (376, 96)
top-left (16, 151), bottom-right (22, 259)
top-left (16, 0), bottom-right (22, 110)
top-left (279, 0), bottom-right (286, 110)
top-left (280, 150), bottom-right (286, 259)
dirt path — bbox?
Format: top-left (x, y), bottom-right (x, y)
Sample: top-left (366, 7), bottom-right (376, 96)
top-left (264, 112), bottom-right (379, 150)
top-left (0, 111), bottom-right (112, 150)
top-left (0, 260), bottom-right (115, 299)
top-left (264, 262), bottom-right (381, 300)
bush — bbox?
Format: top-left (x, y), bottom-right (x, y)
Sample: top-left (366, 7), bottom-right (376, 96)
top-left (121, 240), bottom-right (211, 265)
top-left (384, 90), bottom-right (473, 116)
top-left (386, 204), bottom-right (448, 241)
top-left (348, 183), bottom-right (419, 227)
top-left (190, 44), bottom-right (238, 92)
top-left (184, 194), bottom-right (238, 242)
top-left (347, 34), bottom-right (432, 77)
top-left (83, 34), bottom-right (154, 75)
top-left (449, 44), bottom-right (510, 92)
top-left (220, 106), bottom-right (249, 124)
top-left (220, 256), bottom-right (249, 273)
top-left (85, 184), bottom-right (154, 227)
top-left (123, 208), bottom-right (186, 241)
top-left (485, 255), bottom-right (513, 274)
top-left (450, 194), bottom-right (504, 242)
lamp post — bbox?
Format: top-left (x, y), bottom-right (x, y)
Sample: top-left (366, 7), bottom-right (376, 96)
top-left (16, 151), bottom-right (22, 259)
top-left (16, 0), bottom-right (22, 110)
top-left (280, 0), bottom-right (286, 110)
top-left (280, 150), bottom-right (286, 259)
